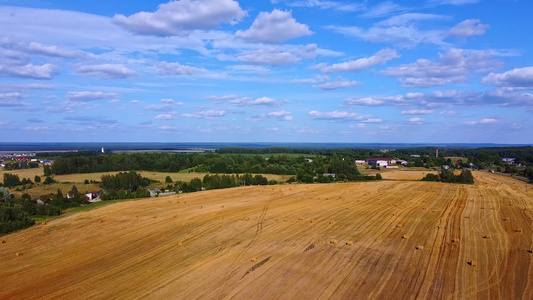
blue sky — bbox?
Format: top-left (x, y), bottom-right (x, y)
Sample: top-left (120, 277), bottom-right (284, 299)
top-left (0, 0), bottom-right (532, 143)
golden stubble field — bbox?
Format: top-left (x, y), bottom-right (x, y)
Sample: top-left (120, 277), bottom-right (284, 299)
top-left (1, 171), bottom-right (533, 299)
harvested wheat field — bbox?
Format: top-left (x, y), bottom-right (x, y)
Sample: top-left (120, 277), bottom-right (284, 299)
top-left (1, 171), bottom-right (533, 299)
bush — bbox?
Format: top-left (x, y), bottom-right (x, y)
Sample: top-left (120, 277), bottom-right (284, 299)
top-left (375, 173), bottom-right (383, 180)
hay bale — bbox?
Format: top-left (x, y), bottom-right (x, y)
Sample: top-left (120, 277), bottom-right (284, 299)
top-left (1, 240), bottom-right (6, 244)
top-left (396, 224), bottom-right (403, 228)
top-left (401, 235), bottom-right (408, 240)
top-left (451, 238), bottom-right (460, 243)
top-left (515, 228), bottom-right (523, 233)
top-left (346, 241), bottom-right (353, 246)
top-left (330, 239), bottom-right (338, 245)
top-left (526, 249), bottom-right (532, 254)
top-left (467, 260), bottom-right (477, 266)
top-left (329, 221), bottom-right (335, 225)
top-left (416, 245), bottom-right (424, 250)
top-left (482, 235), bottom-right (490, 239)
top-left (16, 252), bottom-right (23, 257)
top-left (251, 257), bottom-right (258, 262)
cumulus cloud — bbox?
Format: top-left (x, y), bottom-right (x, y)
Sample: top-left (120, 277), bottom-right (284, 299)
top-left (67, 91), bottom-right (120, 102)
top-left (208, 95), bottom-right (280, 106)
top-left (182, 110), bottom-right (227, 119)
top-left (401, 109), bottom-right (435, 115)
top-left (237, 48), bottom-right (300, 66)
top-left (156, 61), bottom-right (206, 76)
top-left (448, 19), bottom-right (489, 38)
top-left (235, 10), bottom-right (312, 44)
top-left (308, 110), bottom-right (377, 122)
top-left (463, 118), bottom-right (498, 125)
top-left (384, 48), bottom-right (502, 87)
top-left (77, 64), bottom-right (138, 79)
top-left (481, 67), bottom-right (533, 89)
top-left (260, 110), bottom-right (293, 121)
top-left (113, 0), bottom-right (246, 36)
top-left (0, 63), bottom-right (56, 79)
top-left (0, 39), bottom-right (86, 58)
top-left (313, 77), bottom-right (362, 90)
top-left (292, 74), bottom-right (329, 84)
top-left (440, 110), bottom-right (458, 116)
top-left (146, 104), bottom-right (175, 111)
top-left (408, 117), bottom-right (425, 124)
top-left (160, 98), bottom-right (184, 105)
top-left (314, 49), bottom-right (399, 73)
top-left (155, 112), bottom-right (178, 120)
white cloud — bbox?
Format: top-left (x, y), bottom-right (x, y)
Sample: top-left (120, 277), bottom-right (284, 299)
top-left (327, 13), bottom-right (448, 47)
top-left (207, 94), bottom-right (280, 106)
top-left (313, 77), bottom-right (362, 90)
top-left (314, 49), bottom-right (399, 73)
top-left (308, 110), bottom-right (378, 122)
top-left (440, 110), bottom-right (458, 116)
top-left (0, 92), bottom-right (26, 107)
top-left (448, 19), bottom-right (489, 38)
top-left (292, 74), bottom-right (329, 84)
top-left (384, 48), bottom-right (502, 87)
top-left (113, 0), bottom-right (246, 36)
top-left (146, 104), bottom-right (174, 111)
top-left (156, 61), bottom-right (206, 76)
top-left (77, 64), bottom-right (138, 79)
top-left (481, 67), bottom-right (533, 89)
top-left (463, 118), bottom-right (498, 125)
top-left (67, 91), bottom-right (119, 102)
top-left (160, 98), bottom-right (184, 105)
top-left (408, 117), bottom-right (426, 124)
top-left (261, 110), bottom-right (293, 121)
top-left (237, 48), bottom-right (300, 66)
top-left (277, 0), bottom-right (364, 11)
top-left (0, 38), bottom-right (85, 58)
top-left (362, 118), bottom-right (383, 123)
top-left (182, 110), bottom-right (227, 119)
top-left (401, 109), bottom-right (435, 115)
top-left (155, 112), bottom-right (178, 120)
top-left (235, 9), bottom-right (312, 44)
top-left (0, 63), bottom-right (56, 79)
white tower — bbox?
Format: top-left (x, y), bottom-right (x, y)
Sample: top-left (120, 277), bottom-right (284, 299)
top-left (101, 147), bottom-right (105, 154)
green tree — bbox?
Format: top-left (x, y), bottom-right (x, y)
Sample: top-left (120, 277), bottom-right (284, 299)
top-left (165, 176), bottom-right (173, 184)
top-left (375, 173), bottom-right (383, 180)
top-left (43, 176), bottom-right (55, 185)
top-left (34, 175), bottom-right (41, 183)
top-left (3, 173), bottom-right (21, 187)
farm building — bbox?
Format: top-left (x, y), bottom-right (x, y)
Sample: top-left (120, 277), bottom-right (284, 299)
top-left (366, 158), bottom-right (394, 167)
top-left (355, 160), bottom-right (366, 165)
top-left (502, 158), bottom-right (515, 164)
top-left (396, 159), bottom-right (408, 166)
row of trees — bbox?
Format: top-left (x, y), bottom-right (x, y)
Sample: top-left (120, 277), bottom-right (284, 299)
top-left (421, 170), bottom-right (474, 184)
top-left (2, 173), bottom-right (55, 188)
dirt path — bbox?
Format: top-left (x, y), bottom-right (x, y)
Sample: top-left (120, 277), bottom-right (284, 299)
top-left (1, 171), bottom-right (532, 299)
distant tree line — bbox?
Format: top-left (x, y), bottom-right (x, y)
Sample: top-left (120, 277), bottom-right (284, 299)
top-left (3, 161), bottom-right (39, 170)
